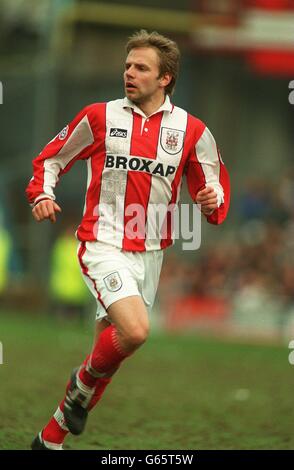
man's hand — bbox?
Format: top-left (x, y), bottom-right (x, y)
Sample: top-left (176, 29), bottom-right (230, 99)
top-left (196, 186), bottom-right (218, 216)
top-left (32, 199), bottom-right (62, 223)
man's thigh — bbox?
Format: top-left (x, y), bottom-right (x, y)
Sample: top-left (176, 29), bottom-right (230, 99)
top-left (107, 295), bottom-right (149, 338)
top-left (79, 242), bottom-right (144, 321)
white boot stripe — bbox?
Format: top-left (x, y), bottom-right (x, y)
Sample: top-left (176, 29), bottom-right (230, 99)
top-left (53, 407), bottom-right (69, 431)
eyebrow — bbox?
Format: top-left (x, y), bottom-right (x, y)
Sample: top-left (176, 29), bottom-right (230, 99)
top-left (125, 61), bottom-right (151, 69)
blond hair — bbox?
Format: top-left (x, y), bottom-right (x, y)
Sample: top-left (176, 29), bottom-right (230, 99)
top-left (126, 30), bottom-right (180, 96)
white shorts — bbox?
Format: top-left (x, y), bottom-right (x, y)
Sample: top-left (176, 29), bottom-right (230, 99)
top-left (77, 241), bottom-right (163, 321)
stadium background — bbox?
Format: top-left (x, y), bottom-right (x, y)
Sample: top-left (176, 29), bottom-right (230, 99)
top-left (1, 0), bottom-right (294, 450)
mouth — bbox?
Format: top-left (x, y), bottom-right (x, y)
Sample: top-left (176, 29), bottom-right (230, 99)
top-left (125, 82), bottom-right (137, 91)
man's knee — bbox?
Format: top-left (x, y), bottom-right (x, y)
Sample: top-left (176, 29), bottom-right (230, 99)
top-left (107, 296), bottom-right (150, 351)
top-left (121, 324), bottom-right (149, 349)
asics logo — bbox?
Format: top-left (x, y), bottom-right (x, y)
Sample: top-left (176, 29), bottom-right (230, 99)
top-left (110, 128), bottom-right (128, 138)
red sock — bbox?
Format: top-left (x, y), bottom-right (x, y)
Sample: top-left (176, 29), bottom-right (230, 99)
top-left (42, 355), bottom-right (91, 445)
top-left (88, 376), bottom-right (112, 411)
top-left (42, 399), bottom-right (69, 445)
top-left (41, 345), bottom-right (120, 446)
top-left (42, 377), bottom-right (113, 445)
top-left (78, 325), bottom-right (130, 388)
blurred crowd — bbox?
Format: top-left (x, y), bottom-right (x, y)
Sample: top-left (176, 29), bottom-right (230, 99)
top-left (1, 170), bottom-right (294, 335)
top-left (158, 169), bottom-right (294, 336)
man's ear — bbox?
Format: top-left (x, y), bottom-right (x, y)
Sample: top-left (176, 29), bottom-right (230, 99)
top-left (159, 73), bottom-right (172, 88)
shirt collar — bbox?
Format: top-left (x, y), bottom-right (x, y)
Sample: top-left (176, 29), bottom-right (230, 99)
top-left (122, 95), bottom-right (173, 118)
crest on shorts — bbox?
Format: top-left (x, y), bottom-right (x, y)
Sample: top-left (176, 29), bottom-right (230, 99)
top-left (103, 272), bottom-right (122, 292)
top-left (160, 127), bottom-right (185, 155)
top-left (58, 125), bottom-right (69, 140)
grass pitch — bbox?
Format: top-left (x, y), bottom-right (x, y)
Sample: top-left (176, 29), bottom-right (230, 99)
top-left (0, 310), bottom-right (293, 450)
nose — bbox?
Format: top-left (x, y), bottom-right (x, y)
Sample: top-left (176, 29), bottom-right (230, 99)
top-left (125, 65), bottom-right (135, 79)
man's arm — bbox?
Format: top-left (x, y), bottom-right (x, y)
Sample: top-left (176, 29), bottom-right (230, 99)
top-left (195, 186), bottom-right (218, 216)
top-left (185, 124), bottom-right (230, 225)
top-left (32, 199), bottom-right (62, 224)
top-left (25, 104), bottom-right (99, 223)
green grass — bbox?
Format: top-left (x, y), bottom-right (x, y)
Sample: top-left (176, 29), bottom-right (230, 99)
top-left (0, 310), bottom-right (293, 450)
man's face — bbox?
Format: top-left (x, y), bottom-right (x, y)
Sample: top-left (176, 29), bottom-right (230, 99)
top-left (124, 47), bottom-right (169, 104)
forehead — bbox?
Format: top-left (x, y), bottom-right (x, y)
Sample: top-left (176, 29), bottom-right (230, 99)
top-left (125, 47), bottom-right (160, 68)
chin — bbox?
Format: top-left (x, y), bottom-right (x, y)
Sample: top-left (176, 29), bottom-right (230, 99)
top-left (126, 91), bottom-right (138, 101)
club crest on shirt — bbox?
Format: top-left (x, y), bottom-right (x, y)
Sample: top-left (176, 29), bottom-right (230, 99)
top-left (103, 272), bottom-right (122, 292)
top-left (160, 127), bottom-right (185, 155)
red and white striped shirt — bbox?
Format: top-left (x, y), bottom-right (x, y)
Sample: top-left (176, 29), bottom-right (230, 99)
top-left (26, 96), bottom-right (230, 251)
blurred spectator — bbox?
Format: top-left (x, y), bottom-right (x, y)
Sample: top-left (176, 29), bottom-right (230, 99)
top-left (49, 222), bottom-right (90, 322)
top-left (238, 179), bottom-right (272, 221)
top-left (0, 209), bottom-right (11, 296)
top-left (274, 168), bottom-right (294, 221)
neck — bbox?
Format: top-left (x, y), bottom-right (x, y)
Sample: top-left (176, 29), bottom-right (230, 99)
top-left (136, 93), bottom-right (166, 117)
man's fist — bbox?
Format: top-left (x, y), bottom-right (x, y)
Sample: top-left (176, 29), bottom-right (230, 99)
top-left (32, 199), bottom-right (62, 223)
top-left (196, 186), bottom-right (218, 216)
